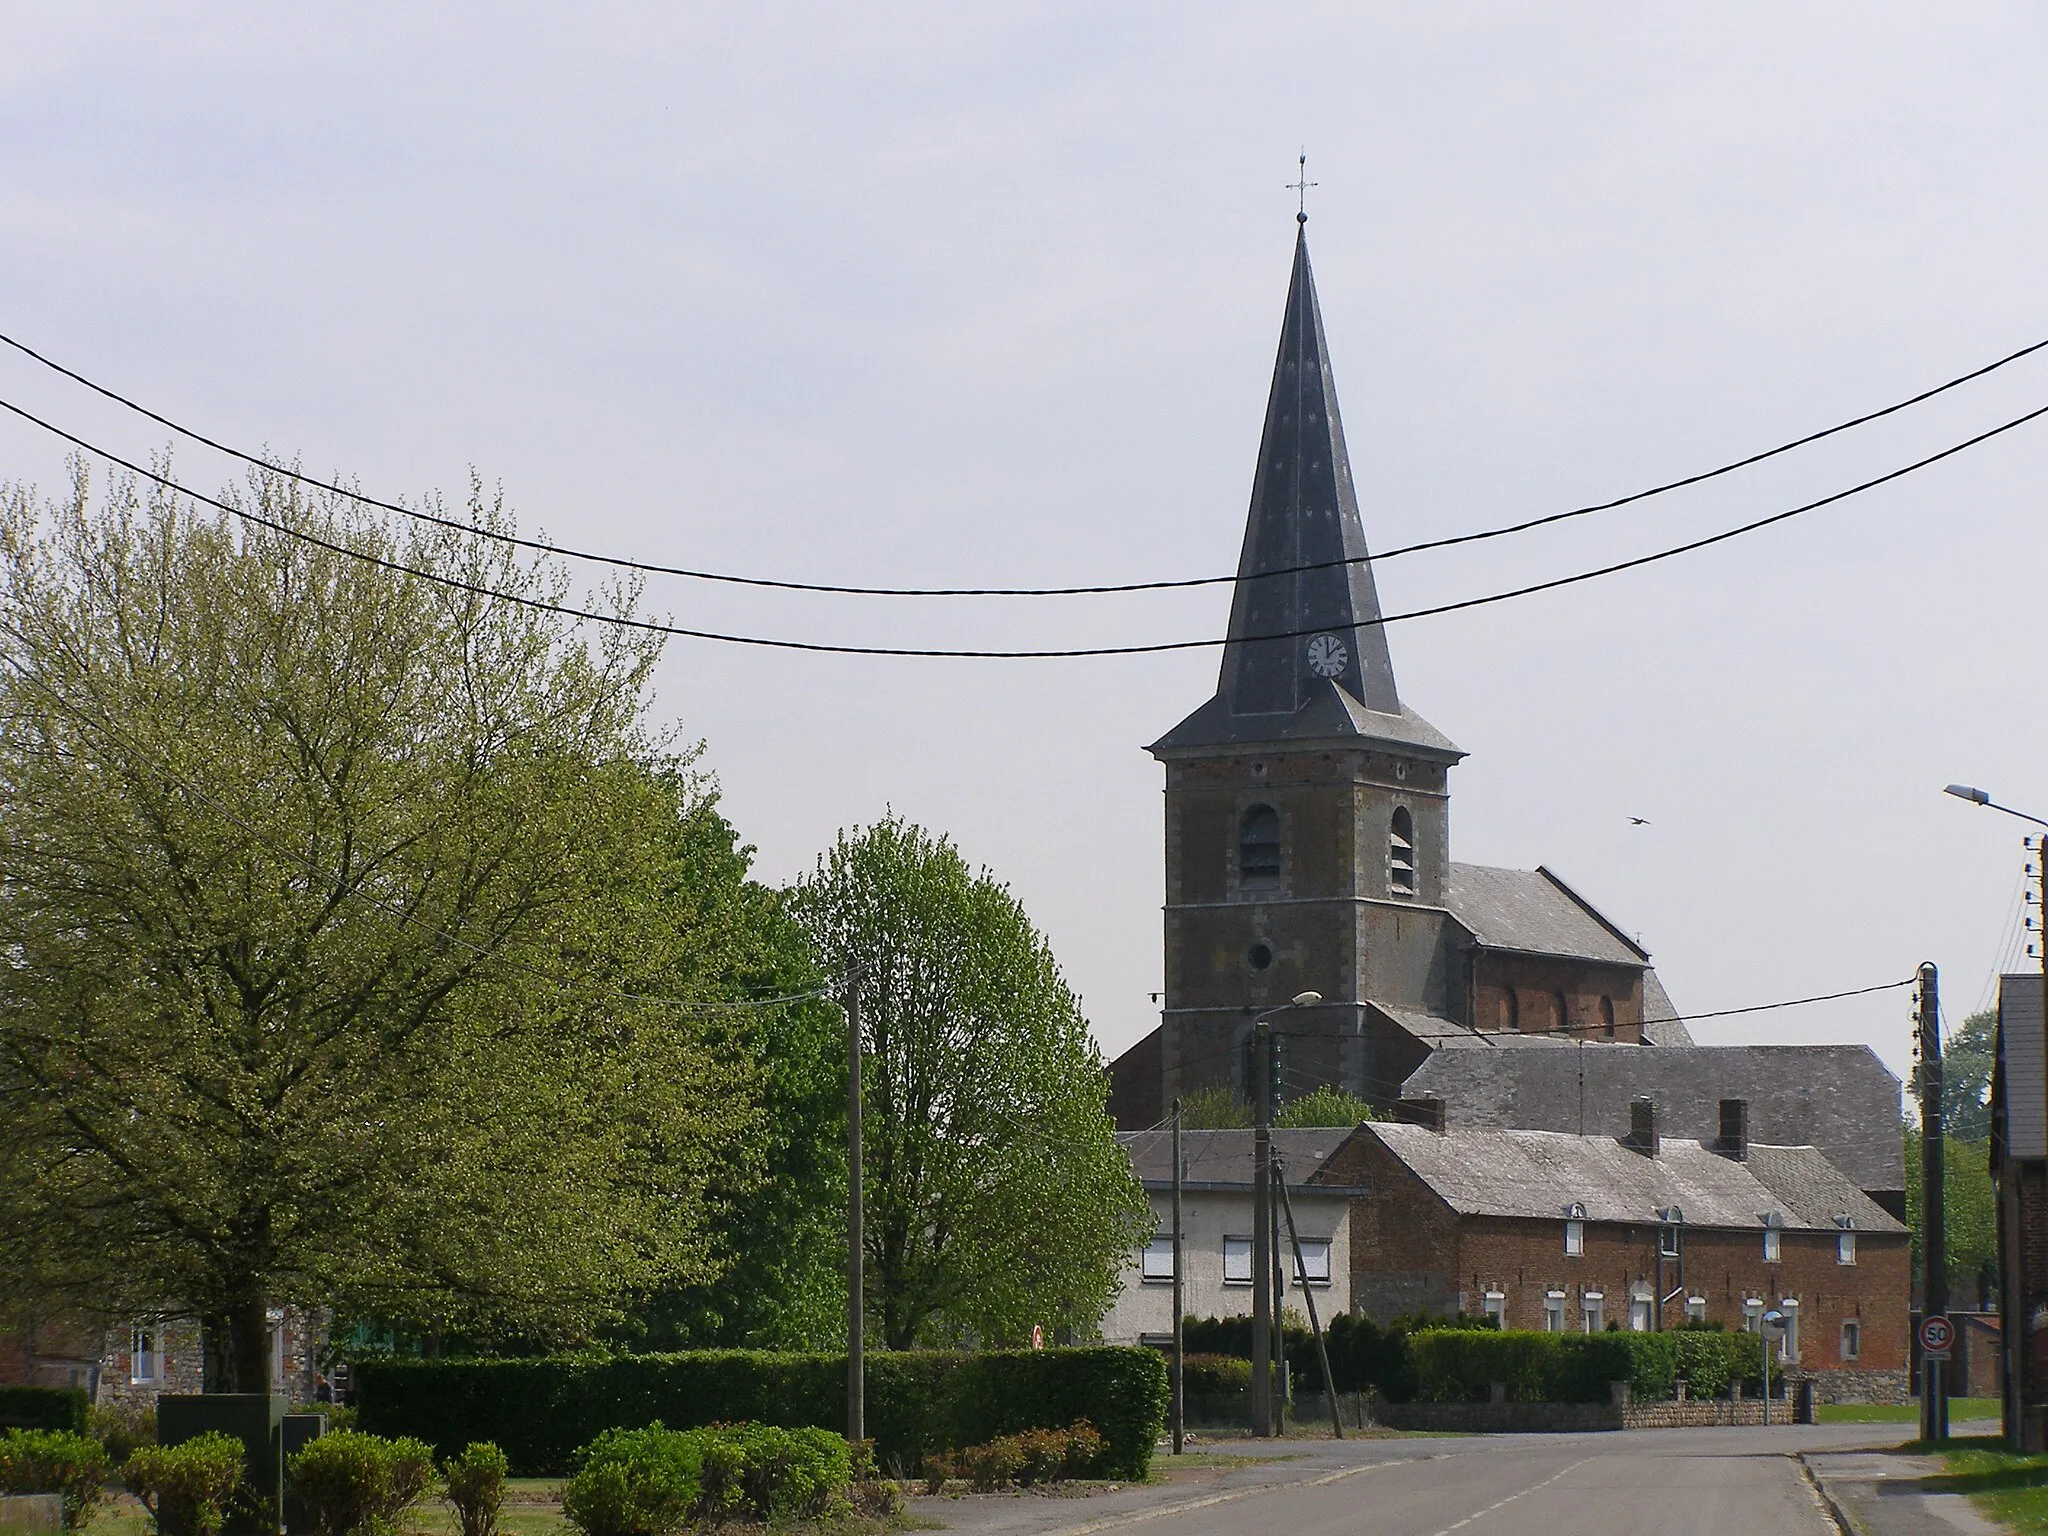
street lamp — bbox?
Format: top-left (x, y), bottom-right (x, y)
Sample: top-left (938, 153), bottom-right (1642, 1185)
top-left (1251, 990), bottom-right (1322, 1437)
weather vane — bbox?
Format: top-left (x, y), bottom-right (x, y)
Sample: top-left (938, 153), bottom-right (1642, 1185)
top-left (1287, 152), bottom-right (1317, 222)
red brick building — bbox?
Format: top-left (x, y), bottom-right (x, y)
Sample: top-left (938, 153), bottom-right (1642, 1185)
top-left (1316, 1102), bottom-right (1910, 1402)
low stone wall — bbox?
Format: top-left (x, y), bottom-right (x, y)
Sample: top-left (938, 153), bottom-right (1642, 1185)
top-left (1624, 1399), bottom-right (1781, 1428)
top-left (1801, 1367), bottom-right (1910, 1406)
top-left (1369, 1400), bottom-right (1625, 1434)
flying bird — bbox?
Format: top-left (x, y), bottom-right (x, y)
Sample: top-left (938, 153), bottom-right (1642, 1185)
top-left (1627, 817), bottom-right (1652, 826)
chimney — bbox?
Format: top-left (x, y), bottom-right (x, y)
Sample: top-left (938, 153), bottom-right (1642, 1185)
top-left (1623, 1096), bottom-right (1659, 1156)
top-left (1716, 1098), bottom-right (1749, 1161)
top-left (1396, 1097), bottom-right (1446, 1134)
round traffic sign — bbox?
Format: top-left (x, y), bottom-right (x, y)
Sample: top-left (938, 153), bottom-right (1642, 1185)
top-left (1920, 1314), bottom-right (1954, 1353)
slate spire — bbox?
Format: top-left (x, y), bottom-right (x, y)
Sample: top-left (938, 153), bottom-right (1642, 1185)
top-left (1220, 223), bottom-right (1399, 717)
top-left (1151, 223), bottom-right (1459, 759)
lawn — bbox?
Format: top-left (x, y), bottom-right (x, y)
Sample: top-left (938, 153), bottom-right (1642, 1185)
top-left (1931, 1445), bottom-right (2048, 1530)
top-left (1817, 1398), bottom-right (2000, 1424)
top-left (88, 1480), bottom-right (574, 1536)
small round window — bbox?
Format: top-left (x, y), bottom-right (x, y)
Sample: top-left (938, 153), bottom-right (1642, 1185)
top-left (1246, 942), bottom-right (1274, 972)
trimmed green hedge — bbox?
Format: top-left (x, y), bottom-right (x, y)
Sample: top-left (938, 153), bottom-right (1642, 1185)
top-left (1408, 1328), bottom-right (1784, 1404)
top-left (0, 1389), bottom-right (90, 1435)
top-left (353, 1349), bottom-right (1165, 1481)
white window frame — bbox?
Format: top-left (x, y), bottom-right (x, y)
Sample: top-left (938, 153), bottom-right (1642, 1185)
top-left (1223, 1236), bottom-right (1253, 1286)
top-left (1582, 1291), bottom-right (1605, 1333)
top-left (1564, 1220), bottom-right (1584, 1257)
top-left (1659, 1225), bottom-right (1681, 1260)
top-left (1140, 1236), bottom-right (1175, 1283)
top-left (1685, 1295), bottom-right (1708, 1324)
top-left (1841, 1319), bottom-right (1861, 1360)
top-left (1543, 1291), bottom-right (1566, 1332)
top-left (1741, 1297), bottom-right (1763, 1333)
top-left (1778, 1298), bottom-right (1800, 1362)
top-left (1837, 1230), bottom-right (1856, 1265)
top-left (1482, 1290), bottom-right (1506, 1326)
top-left (1289, 1239), bottom-right (1332, 1286)
top-left (1763, 1226), bottom-right (1781, 1263)
top-left (130, 1325), bottom-right (158, 1385)
top-left (1629, 1293), bottom-right (1653, 1333)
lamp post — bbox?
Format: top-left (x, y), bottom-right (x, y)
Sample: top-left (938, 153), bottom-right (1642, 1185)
top-left (1251, 990), bottom-right (1322, 1438)
top-left (1943, 783), bottom-right (2048, 1447)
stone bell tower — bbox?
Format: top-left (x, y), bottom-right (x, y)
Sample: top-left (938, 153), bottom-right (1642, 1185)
top-left (1146, 219), bottom-right (1466, 1113)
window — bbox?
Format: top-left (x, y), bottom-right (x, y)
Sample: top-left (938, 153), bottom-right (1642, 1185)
top-left (1779, 1299), bottom-right (1800, 1361)
top-left (1388, 807), bottom-right (1416, 896)
top-left (1564, 1220), bottom-right (1584, 1257)
top-left (1482, 1290), bottom-right (1506, 1326)
top-left (1582, 1292), bottom-right (1604, 1333)
top-left (130, 1326), bottom-right (157, 1385)
top-left (1629, 1291), bottom-right (1652, 1332)
top-left (1838, 1230), bottom-right (1856, 1265)
top-left (1223, 1237), bottom-right (1253, 1285)
top-left (1599, 995), bottom-right (1616, 1040)
top-left (1741, 1298), bottom-right (1763, 1334)
top-left (1544, 1292), bottom-right (1565, 1332)
top-left (1141, 1237), bottom-right (1175, 1282)
top-left (1290, 1240), bottom-right (1332, 1286)
top-left (1686, 1296), bottom-right (1708, 1325)
top-left (1499, 991), bottom-right (1520, 1032)
top-left (1553, 991), bottom-right (1570, 1034)
top-left (1239, 805), bottom-right (1281, 889)
top-left (1841, 1320), bottom-right (1861, 1360)
top-left (1659, 1225), bottom-right (1681, 1260)
top-left (1762, 1220), bottom-right (1781, 1263)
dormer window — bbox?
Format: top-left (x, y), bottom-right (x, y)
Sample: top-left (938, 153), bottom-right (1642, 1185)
top-left (1239, 805), bottom-right (1281, 889)
top-left (1835, 1215), bottom-right (1856, 1265)
top-left (1388, 806), bottom-right (1416, 896)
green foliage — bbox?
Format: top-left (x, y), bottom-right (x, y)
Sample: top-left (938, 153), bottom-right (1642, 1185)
top-left (1190, 1311), bottom-right (1496, 1402)
top-left (286, 1430), bottom-right (434, 1536)
top-left (1406, 1328), bottom-right (1781, 1403)
top-left (1274, 1086), bottom-right (1383, 1129)
top-left (925, 1421), bottom-right (1103, 1492)
top-left (85, 1401), bottom-right (154, 1465)
top-left (0, 466), bottom-right (776, 1380)
top-left (1914, 1010), bottom-right (1995, 1141)
top-left (0, 1390), bottom-right (89, 1436)
top-left (1174, 1088), bottom-right (1250, 1130)
top-left (0, 1429), bottom-right (112, 1530)
top-left (561, 1422), bottom-right (851, 1535)
top-left (440, 1443), bottom-right (507, 1536)
top-left (123, 1432), bottom-right (247, 1536)
top-left (353, 1344), bottom-right (1166, 1481)
top-left (791, 818), bottom-right (1150, 1349)
top-left (1177, 1354), bottom-right (1252, 1394)
top-left (1904, 1126), bottom-right (1998, 1302)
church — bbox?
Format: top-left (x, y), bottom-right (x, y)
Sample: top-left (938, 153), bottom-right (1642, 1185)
top-left (1109, 216), bottom-right (1701, 1133)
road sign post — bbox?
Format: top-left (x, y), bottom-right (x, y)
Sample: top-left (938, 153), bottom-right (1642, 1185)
top-left (1920, 1313), bottom-right (1954, 1442)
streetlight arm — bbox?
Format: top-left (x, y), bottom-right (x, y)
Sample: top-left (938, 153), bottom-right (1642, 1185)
top-left (1945, 783), bottom-right (2048, 831)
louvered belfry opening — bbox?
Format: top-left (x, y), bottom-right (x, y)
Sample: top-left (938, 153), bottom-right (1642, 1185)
top-left (1388, 805), bottom-right (1416, 896)
top-left (1239, 804), bottom-right (1282, 888)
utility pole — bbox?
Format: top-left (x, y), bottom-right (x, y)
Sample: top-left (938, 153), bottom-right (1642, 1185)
top-left (845, 970), bottom-right (864, 1447)
top-left (1171, 1097), bottom-right (1184, 1456)
top-left (1276, 1160), bottom-right (1342, 1438)
top-left (1251, 1018), bottom-right (1273, 1437)
top-left (1919, 960), bottom-right (1947, 1443)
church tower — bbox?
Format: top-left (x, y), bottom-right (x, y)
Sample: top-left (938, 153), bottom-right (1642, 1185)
top-left (1144, 221), bottom-right (1466, 1112)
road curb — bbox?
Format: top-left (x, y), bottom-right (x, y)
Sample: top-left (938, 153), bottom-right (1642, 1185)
top-left (1795, 1453), bottom-right (1859, 1536)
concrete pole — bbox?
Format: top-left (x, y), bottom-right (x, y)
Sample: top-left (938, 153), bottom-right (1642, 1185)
top-left (846, 971), bottom-right (864, 1447)
top-left (1171, 1098), bottom-right (1184, 1456)
top-left (1920, 961), bottom-right (1946, 1445)
top-left (1251, 1019), bottom-right (1272, 1437)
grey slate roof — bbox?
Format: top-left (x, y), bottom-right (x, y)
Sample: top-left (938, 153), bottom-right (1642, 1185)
top-left (1354, 1123), bottom-right (1903, 1234)
top-left (1120, 1128), bottom-right (1355, 1190)
top-left (1149, 226), bottom-right (1461, 761)
top-left (1400, 1044), bottom-right (1904, 1194)
top-left (1444, 864), bottom-right (1649, 967)
top-left (1639, 971), bottom-right (1695, 1046)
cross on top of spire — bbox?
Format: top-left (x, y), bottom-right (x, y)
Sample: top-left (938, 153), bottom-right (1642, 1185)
top-left (1287, 152), bottom-right (1317, 224)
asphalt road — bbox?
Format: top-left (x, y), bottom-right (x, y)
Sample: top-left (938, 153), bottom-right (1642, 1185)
top-left (910, 1424), bottom-right (1984, 1536)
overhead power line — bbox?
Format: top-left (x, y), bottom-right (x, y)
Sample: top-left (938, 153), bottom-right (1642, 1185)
top-left (3, 389), bottom-right (2043, 660)
top-left (2, 327), bottom-right (2046, 597)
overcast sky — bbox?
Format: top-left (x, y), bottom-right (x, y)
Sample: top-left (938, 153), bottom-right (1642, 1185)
top-left (5, 4), bottom-right (2046, 1091)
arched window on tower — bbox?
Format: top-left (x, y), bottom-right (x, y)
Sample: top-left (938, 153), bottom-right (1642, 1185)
top-left (1600, 995), bottom-right (1617, 1040)
top-left (1553, 991), bottom-right (1570, 1037)
top-left (1240, 805), bottom-right (1282, 889)
top-left (1388, 806), bottom-right (1416, 897)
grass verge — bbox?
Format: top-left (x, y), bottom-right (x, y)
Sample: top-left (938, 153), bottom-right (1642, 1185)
top-left (1818, 1399), bottom-right (1999, 1424)
top-left (1929, 1445), bottom-right (2048, 1529)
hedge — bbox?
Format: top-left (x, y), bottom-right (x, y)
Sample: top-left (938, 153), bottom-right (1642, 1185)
top-left (352, 1348), bottom-right (1166, 1481)
top-left (0, 1389), bottom-right (90, 1435)
top-left (1408, 1328), bottom-right (1783, 1404)
top-left (1187, 1312), bottom-right (1495, 1402)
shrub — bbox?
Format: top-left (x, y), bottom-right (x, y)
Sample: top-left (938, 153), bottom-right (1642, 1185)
top-left (124, 1432), bottom-right (246, 1536)
top-left (0, 1429), bottom-right (112, 1530)
top-left (287, 1430), bottom-right (434, 1536)
top-left (1176, 1355), bottom-right (1251, 1395)
top-left (86, 1401), bottom-right (156, 1466)
top-left (354, 1345), bottom-right (1164, 1481)
top-left (937, 1422), bottom-right (1104, 1492)
top-left (562, 1426), bottom-right (701, 1536)
top-left (0, 1390), bottom-right (90, 1437)
top-left (441, 1443), bottom-right (507, 1536)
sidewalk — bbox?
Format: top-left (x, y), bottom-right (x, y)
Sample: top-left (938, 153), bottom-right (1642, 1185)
top-left (1803, 1439), bottom-right (2005, 1536)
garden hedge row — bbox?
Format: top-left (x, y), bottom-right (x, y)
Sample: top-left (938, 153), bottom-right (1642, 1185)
top-left (0, 1389), bottom-right (90, 1434)
top-left (353, 1347), bottom-right (1166, 1480)
top-left (1408, 1328), bottom-right (1782, 1404)
top-left (1187, 1311), bottom-right (1497, 1402)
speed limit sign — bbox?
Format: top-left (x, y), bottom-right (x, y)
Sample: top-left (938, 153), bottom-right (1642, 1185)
top-left (1920, 1314), bottom-right (1954, 1357)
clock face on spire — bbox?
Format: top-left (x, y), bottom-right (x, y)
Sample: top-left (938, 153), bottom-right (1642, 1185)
top-left (1305, 632), bottom-right (1349, 679)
